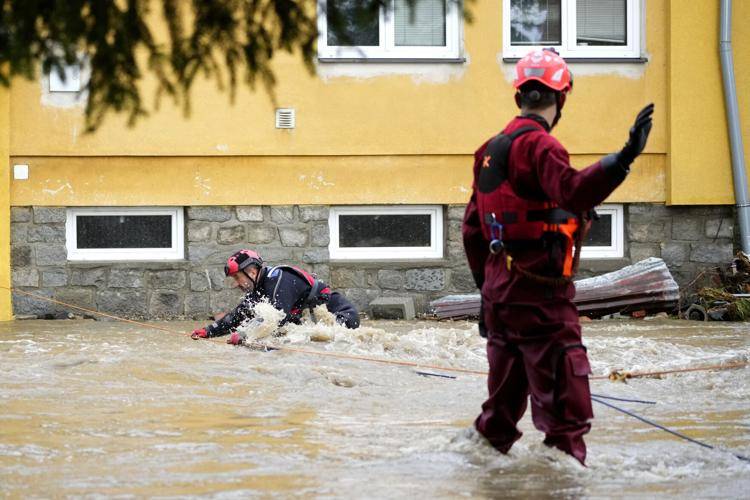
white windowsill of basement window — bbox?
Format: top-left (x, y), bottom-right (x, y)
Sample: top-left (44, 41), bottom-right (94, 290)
top-left (329, 247), bottom-right (444, 260)
top-left (66, 252), bottom-right (185, 262)
top-left (328, 258), bottom-right (449, 266)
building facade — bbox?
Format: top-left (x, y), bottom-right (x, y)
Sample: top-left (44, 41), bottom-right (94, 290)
top-left (1, 0), bottom-right (749, 320)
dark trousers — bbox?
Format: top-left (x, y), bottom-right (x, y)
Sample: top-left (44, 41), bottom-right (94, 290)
top-left (475, 300), bottom-right (593, 465)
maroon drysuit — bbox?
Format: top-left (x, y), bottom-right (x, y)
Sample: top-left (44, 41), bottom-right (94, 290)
top-left (462, 115), bottom-right (629, 465)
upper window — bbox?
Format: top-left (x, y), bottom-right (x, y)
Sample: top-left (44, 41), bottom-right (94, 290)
top-left (329, 205), bottom-right (444, 260)
top-left (48, 64), bottom-right (82, 93)
top-left (318, 0), bottom-right (461, 60)
top-left (503, 0), bottom-right (641, 59)
top-left (580, 204), bottom-right (624, 259)
top-left (66, 207), bottom-right (184, 261)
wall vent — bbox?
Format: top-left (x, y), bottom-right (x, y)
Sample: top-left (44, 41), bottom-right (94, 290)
top-left (275, 108), bottom-right (295, 129)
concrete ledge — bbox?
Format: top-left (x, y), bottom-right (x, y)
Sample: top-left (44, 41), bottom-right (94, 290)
top-left (370, 297), bottom-right (415, 320)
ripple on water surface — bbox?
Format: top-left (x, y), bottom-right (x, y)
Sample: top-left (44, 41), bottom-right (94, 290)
top-left (0, 317), bottom-right (747, 497)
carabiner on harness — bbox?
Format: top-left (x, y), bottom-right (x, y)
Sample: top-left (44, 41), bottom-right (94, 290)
top-left (488, 213), bottom-right (504, 255)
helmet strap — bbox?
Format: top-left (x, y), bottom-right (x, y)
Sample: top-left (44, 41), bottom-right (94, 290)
top-left (240, 268), bottom-right (259, 292)
top-left (551, 92), bottom-right (566, 129)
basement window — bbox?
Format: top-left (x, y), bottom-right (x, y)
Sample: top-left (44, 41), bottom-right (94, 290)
top-left (318, 0), bottom-right (461, 60)
top-left (66, 207), bottom-right (184, 261)
top-left (329, 205), bottom-right (444, 260)
top-left (580, 204), bottom-right (624, 259)
top-left (503, 0), bottom-right (642, 59)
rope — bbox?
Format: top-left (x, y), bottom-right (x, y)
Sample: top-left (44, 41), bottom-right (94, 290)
top-left (243, 340), bottom-right (488, 375)
top-left (4, 287), bottom-right (749, 380)
top-left (591, 361), bottom-right (750, 382)
top-left (590, 393), bottom-right (656, 405)
top-left (591, 396), bottom-right (750, 463)
top-left (7, 287), bottom-right (227, 346)
top-left (10, 288), bottom-right (191, 337)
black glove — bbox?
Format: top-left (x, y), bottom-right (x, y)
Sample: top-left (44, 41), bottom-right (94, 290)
top-left (616, 103), bottom-right (654, 169)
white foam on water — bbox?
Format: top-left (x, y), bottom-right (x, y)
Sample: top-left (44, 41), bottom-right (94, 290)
top-left (587, 334), bottom-right (749, 376)
top-left (235, 299), bottom-right (286, 340)
top-left (275, 319), bottom-right (488, 372)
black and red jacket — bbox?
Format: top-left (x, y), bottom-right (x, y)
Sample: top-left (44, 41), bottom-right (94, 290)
top-left (463, 115), bottom-right (629, 304)
top-left (206, 265), bottom-right (338, 337)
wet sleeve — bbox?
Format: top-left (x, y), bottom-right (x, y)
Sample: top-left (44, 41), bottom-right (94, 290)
top-left (206, 294), bottom-right (256, 337)
top-left (533, 140), bottom-right (629, 214)
top-left (462, 147), bottom-right (490, 289)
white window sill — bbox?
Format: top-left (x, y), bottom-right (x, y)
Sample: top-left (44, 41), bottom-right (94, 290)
top-left (502, 57), bottom-right (648, 64)
top-left (318, 57), bottom-right (467, 63)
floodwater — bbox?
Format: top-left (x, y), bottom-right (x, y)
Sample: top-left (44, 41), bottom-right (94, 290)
top-left (0, 315), bottom-right (748, 498)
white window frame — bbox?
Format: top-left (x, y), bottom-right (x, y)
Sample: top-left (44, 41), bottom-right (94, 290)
top-left (329, 205), bottom-right (444, 260)
top-left (66, 207), bottom-right (184, 261)
top-left (580, 204), bottom-right (624, 259)
top-left (48, 64), bottom-right (82, 92)
top-left (502, 0), bottom-right (641, 59)
top-left (317, 0), bottom-right (461, 60)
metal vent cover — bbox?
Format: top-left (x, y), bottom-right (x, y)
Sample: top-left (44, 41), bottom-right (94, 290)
top-left (275, 108), bottom-right (295, 129)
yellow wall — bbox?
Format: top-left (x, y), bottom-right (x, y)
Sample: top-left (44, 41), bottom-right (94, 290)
top-left (10, 153), bottom-right (665, 207)
top-left (1, 85), bottom-right (11, 321)
top-left (9, 0), bottom-right (669, 206)
top-left (666, 0), bottom-right (749, 205)
top-left (5, 0), bottom-right (748, 207)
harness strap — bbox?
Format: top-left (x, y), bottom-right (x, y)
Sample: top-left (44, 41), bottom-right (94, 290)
top-left (305, 279), bottom-right (325, 309)
top-left (269, 265), bottom-right (330, 313)
top-left (504, 212), bottom-right (591, 285)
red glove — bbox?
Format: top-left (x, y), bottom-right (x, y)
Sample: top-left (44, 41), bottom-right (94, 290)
top-left (228, 331), bottom-right (246, 345)
top-left (191, 327), bottom-right (208, 339)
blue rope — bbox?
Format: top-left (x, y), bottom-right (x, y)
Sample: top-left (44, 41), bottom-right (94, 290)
top-left (415, 371), bottom-right (457, 379)
top-left (590, 393), bottom-right (656, 405)
top-left (591, 396), bottom-right (750, 463)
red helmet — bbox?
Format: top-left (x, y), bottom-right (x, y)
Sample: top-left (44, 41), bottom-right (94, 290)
top-left (513, 48), bottom-right (572, 93)
top-left (224, 249), bottom-right (263, 277)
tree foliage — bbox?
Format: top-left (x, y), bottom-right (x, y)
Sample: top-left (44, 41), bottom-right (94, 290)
top-left (0, 1), bottom-right (470, 132)
top-left (0, 0), bottom-right (324, 131)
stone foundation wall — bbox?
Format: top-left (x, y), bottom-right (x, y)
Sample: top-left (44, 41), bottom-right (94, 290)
top-left (576, 204), bottom-right (736, 285)
top-left (9, 204), bottom-right (737, 319)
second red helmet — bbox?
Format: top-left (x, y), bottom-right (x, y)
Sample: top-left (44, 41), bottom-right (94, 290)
top-left (224, 249), bottom-right (263, 277)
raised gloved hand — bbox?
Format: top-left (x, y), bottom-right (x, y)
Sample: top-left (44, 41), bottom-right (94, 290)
top-left (228, 331), bottom-right (247, 345)
top-left (616, 103), bottom-right (654, 169)
top-left (191, 327), bottom-right (209, 340)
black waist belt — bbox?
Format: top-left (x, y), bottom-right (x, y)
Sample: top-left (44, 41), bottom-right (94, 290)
top-left (503, 239), bottom-right (548, 252)
top-left (527, 208), bottom-right (577, 223)
top-left (486, 208), bottom-right (577, 225)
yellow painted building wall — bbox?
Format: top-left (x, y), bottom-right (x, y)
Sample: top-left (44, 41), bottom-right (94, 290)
top-left (3, 0), bottom-right (748, 208)
top-left (667, 0), bottom-right (750, 205)
top-left (9, 0), bottom-right (674, 207)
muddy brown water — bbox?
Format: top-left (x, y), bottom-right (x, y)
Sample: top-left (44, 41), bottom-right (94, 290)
top-left (0, 317), bottom-right (748, 497)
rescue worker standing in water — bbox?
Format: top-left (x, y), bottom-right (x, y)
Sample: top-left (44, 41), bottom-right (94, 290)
top-left (191, 249), bottom-right (360, 344)
top-left (462, 48), bottom-right (654, 465)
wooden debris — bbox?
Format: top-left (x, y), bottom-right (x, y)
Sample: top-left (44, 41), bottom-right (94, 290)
top-left (428, 258), bottom-right (679, 320)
